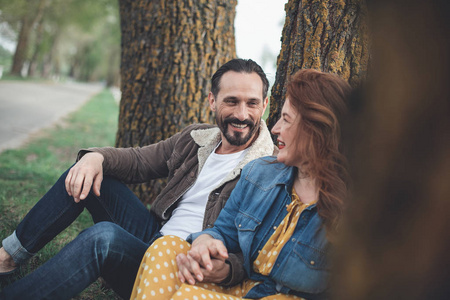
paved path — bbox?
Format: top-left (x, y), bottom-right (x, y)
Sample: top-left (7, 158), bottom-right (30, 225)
top-left (0, 81), bottom-right (104, 152)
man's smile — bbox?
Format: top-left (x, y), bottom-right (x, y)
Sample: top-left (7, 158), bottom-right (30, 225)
top-left (230, 123), bottom-right (248, 129)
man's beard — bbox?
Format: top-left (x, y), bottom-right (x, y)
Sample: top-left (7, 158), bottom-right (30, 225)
top-left (216, 116), bottom-right (260, 146)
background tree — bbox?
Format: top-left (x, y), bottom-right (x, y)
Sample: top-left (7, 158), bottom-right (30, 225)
top-left (267, 0), bottom-right (369, 132)
top-left (0, 0), bottom-right (120, 82)
top-left (117, 0), bottom-right (237, 204)
top-left (0, 0), bottom-right (47, 76)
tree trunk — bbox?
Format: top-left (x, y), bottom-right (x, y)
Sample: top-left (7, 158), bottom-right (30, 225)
top-left (267, 0), bottom-right (369, 132)
top-left (10, 16), bottom-right (33, 76)
top-left (332, 1), bottom-right (450, 299)
top-left (105, 46), bottom-right (120, 87)
top-left (10, 0), bottom-right (47, 76)
top-left (40, 31), bottom-right (59, 79)
top-left (117, 0), bottom-right (237, 204)
top-left (28, 16), bottom-right (45, 77)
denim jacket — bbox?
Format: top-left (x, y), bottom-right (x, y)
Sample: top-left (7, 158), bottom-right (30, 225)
top-left (189, 157), bottom-right (330, 299)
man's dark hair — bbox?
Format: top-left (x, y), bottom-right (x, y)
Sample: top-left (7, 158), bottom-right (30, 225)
top-left (211, 58), bottom-right (269, 99)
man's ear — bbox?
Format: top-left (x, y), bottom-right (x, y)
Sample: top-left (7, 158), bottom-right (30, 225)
top-left (262, 96), bottom-right (269, 116)
top-left (208, 92), bottom-right (216, 111)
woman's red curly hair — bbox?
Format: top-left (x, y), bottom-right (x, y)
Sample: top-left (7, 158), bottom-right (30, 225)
top-left (287, 69), bottom-right (351, 233)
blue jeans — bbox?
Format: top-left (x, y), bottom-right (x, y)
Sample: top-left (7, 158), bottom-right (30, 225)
top-left (0, 168), bottom-right (162, 299)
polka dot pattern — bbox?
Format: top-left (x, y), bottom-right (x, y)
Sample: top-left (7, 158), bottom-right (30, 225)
top-left (131, 236), bottom-right (305, 300)
top-left (169, 281), bottom-right (302, 300)
top-left (130, 236), bottom-right (187, 300)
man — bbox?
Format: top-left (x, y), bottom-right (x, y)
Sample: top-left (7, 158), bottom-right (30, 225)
top-left (0, 59), bottom-right (276, 299)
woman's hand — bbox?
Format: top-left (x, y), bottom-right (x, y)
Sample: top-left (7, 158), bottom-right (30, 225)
top-left (176, 234), bottom-right (229, 284)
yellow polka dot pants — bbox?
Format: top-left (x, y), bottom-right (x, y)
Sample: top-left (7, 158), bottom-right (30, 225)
top-left (131, 236), bottom-right (304, 300)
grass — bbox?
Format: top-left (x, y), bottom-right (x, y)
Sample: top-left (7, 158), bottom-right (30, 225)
top-left (0, 89), bottom-right (121, 299)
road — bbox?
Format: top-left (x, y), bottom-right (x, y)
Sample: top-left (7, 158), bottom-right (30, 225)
top-left (0, 81), bottom-right (104, 152)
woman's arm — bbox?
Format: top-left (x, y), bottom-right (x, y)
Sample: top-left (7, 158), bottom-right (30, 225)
top-left (176, 165), bottom-right (253, 284)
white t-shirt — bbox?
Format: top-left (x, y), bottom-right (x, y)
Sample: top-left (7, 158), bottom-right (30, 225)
top-left (160, 146), bottom-right (248, 239)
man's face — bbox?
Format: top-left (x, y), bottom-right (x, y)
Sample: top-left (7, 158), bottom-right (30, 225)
top-left (209, 71), bottom-right (268, 153)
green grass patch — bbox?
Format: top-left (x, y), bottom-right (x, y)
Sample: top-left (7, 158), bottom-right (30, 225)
top-left (0, 89), bottom-right (121, 299)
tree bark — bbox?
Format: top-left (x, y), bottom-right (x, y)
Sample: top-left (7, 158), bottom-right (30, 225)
top-left (117, 0), bottom-right (237, 204)
top-left (267, 0), bottom-right (369, 133)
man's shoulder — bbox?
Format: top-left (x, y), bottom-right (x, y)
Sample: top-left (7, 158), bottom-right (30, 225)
top-left (183, 123), bottom-right (216, 132)
top-left (176, 123), bottom-right (217, 140)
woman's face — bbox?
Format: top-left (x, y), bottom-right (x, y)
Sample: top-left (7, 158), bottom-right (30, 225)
top-left (271, 98), bottom-right (300, 166)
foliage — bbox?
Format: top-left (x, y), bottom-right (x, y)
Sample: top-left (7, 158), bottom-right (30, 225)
top-left (0, 44), bottom-right (11, 70)
top-left (0, 89), bottom-right (120, 299)
top-left (0, 0), bottom-right (120, 83)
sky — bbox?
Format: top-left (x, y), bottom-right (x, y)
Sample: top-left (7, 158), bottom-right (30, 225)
top-left (235, 0), bottom-right (287, 85)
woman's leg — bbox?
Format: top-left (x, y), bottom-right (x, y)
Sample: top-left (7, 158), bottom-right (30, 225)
top-left (131, 235), bottom-right (189, 299)
top-left (131, 236), bottom-right (242, 300)
top-left (171, 283), bottom-right (304, 300)
top-left (131, 236), bottom-right (304, 300)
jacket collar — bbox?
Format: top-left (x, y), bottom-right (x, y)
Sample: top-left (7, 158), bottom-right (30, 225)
top-left (274, 165), bottom-right (318, 210)
top-left (190, 119), bottom-right (276, 185)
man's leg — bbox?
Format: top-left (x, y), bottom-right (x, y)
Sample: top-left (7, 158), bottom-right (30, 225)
top-left (0, 222), bottom-right (153, 299)
top-left (2, 167), bottom-right (160, 267)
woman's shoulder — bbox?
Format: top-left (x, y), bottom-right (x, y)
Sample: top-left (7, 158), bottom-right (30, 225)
top-left (241, 156), bottom-right (293, 186)
top-left (244, 156), bottom-right (281, 169)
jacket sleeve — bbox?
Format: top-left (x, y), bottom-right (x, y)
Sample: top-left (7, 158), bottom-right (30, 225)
top-left (221, 252), bottom-right (246, 287)
top-left (76, 129), bottom-right (186, 184)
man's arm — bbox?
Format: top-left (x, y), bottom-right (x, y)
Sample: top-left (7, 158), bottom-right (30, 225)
top-left (68, 124), bottom-right (208, 202)
top-left (67, 127), bottom-right (182, 202)
top-left (176, 252), bottom-right (245, 286)
top-left (76, 128), bottom-right (192, 184)
top-left (76, 124), bottom-right (211, 184)
top-left (221, 252), bottom-right (246, 286)
top-left (65, 152), bottom-right (104, 202)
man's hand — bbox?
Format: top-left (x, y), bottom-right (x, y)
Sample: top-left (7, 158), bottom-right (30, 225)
top-left (65, 152), bottom-right (104, 203)
top-left (176, 254), bottom-right (230, 284)
top-left (176, 234), bottom-right (229, 285)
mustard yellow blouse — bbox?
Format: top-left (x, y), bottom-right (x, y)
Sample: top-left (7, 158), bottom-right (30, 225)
top-left (253, 186), bottom-right (316, 275)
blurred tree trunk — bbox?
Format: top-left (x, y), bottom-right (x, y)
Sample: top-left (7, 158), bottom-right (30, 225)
top-left (10, 0), bottom-right (47, 76)
top-left (105, 46), bottom-right (120, 87)
top-left (40, 31), bottom-right (60, 79)
top-left (267, 0), bottom-right (369, 132)
top-left (28, 16), bottom-right (45, 77)
top-left (117, 0), bottom-right (237, 204)
top-left (333, 0), bottom-right (450, 299)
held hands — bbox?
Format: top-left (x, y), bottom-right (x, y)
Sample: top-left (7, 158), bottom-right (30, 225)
top-left (65, 152), bottom-right (104, 203)
top-left (176, 234), bottom-right (230, 284)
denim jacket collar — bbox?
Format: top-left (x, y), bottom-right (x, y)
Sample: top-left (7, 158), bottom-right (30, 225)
top-left (272, 165), bottom-right (317, 211)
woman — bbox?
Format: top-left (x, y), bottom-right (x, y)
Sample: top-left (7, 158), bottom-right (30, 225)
top-left (130, 69), bottom-right (351, 300)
